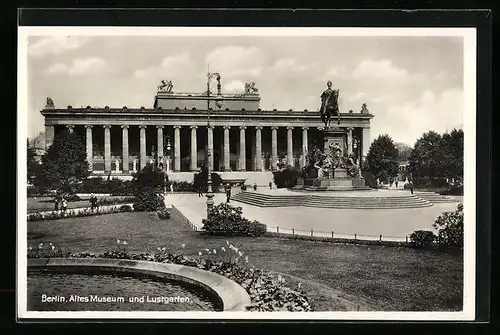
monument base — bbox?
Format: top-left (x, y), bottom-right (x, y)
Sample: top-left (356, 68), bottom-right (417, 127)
top-left (295, 172), bottom-right (369, 192)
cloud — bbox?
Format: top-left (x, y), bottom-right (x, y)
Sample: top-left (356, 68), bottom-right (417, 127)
top-left (352, 59), bottom-right (411, 80)
top-left (272, 58), bottom-right (316, 73)
top-left (29, 36), bottom-right (91, 58)
top-left (45, 57), bottom-right (108, 76)
top-left (133, 51), bottom-right (192, 79)
top-left (347, 92), bottom-right (366, 102)
top-left (326, 65), bottom-right (348, 78)
top-left (373, 88), bottom-right (463, 145)
top-left (223, 80), bottom-right (245, 93)
top-left (205, 46), bottom-right (266, 79)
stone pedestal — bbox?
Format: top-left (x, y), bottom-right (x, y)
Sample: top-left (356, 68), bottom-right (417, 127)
top-left (323, 127), bottom-right (347, 155)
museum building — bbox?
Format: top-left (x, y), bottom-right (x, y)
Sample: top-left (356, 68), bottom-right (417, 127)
top-left (40, 80), bottom-right (374, 181)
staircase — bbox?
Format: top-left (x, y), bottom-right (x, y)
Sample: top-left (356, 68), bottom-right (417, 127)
top-left (414, 191), bottom-right (459, 203)
top-left (232, 192), bottom-right (433, 209)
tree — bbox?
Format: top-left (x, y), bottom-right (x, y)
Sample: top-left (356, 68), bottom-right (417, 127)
top-left (440, 129), bottom-right (463, 184)
top-left (36, 129), bottom-right (90, 195)
top-left (364, 134), bottom-right (400, 183)
top-left (27, 139), bottom-right (39, 186)
top-left (193, 165), bottom-right (222, 192)
top-left (395, 142), bottom-right (412, 162)
top-left (408, 131), bottom-right (447, 186)
top-left (132, 164), bottom-right (167, 211)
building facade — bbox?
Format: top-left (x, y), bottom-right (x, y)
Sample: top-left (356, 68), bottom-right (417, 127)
top-left (40, 84), bottom-right (374, 178)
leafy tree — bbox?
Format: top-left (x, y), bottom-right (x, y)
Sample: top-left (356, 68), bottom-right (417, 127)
top-left (364, 134), bottom-right (400, 183)
top-left (440, 128), bottom-right (464, 184)
top-left (395, 142), bottom-right (413, 162)
top-left (193, 165), bottom-right (222, 192)
top-left (27, 139), bottom-right (40, 185)
top-left (132, 164), bottom-right (167, 211)
top-left (35, 130), bottom-right (90, 195)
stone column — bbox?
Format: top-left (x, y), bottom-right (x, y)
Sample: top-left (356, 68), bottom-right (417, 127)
top-left (362, 127), bottom-right (371, 164)
top-left (287, 127), bottom-right (294, 167)
top-left (271, 126), bottom-right (278, 171)
top-left (347, 127), bottom-right (353, 155)
top-left (207, 126), bottom-right (214, 171)
top-left (121, 125), bottom-right (129, 173)
top-left (139, 125), bottom-right (147, 170)
top-left (66, 125), bottom-right (74, 133)
top-left (302, 127), bottom-right (308, 161)
top-left (85, 125), bottom-right (93, 170)
top-left (103, 125), bottom-right (112, 172)
top-left (223, 126), bottom-right (230, 171)
top-left (174, 126), bottom-right (181, 171)
top-left (190, 126), bottom-right (198, 171)
top-left (255, 126), bottom-right (262, 171)
top-left (239, 126), bottom-right (246, 171)
top-left (44, 125), bottom-right (54, 149)
top-left (157, 126), bottom-right (164, 163)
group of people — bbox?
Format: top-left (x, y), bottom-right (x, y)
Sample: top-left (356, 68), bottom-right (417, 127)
top-left (53, 196), bottom-right (68, 212)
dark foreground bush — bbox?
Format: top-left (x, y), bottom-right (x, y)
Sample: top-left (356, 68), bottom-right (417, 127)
top-left (273, 167), bottom-right (303, 188)
top-left (157, 208), bottom-right (171, 220)
top-left (409, 230), bottom-right (436, 248)
top-left (202, 203), bottom-right (267, 237)
top-left (433, 203), bottom-right (464, 247)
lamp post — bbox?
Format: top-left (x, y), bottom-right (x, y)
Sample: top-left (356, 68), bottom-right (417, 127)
top-left (206, 71), bottom-right (222, 219)
top-left (164, 135), bottom-right (172, 196)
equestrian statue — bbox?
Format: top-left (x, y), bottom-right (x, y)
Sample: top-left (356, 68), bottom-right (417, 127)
top-left (320, 80), bottom-right (341, 128)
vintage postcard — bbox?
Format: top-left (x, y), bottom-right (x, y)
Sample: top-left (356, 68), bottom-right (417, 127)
top-left (18, 26), bottom-right (476, 321)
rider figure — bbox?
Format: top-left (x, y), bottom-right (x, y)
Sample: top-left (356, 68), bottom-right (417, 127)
top-left (320, 80), bottom-right (340, 127)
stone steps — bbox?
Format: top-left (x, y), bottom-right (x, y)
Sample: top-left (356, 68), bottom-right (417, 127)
top-left (414, 192), bottom-right (459, 203)
top-left (232, 192), bottom-right (433, 209)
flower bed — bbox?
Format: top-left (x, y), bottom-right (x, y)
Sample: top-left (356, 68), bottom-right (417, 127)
top-left (27, 204), bottom-right (133, 222)
top-left (27, 241), bottom-right (312, 312)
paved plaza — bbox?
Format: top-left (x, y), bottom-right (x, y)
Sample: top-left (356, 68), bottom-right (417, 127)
top-left (168, 189), bottom-right (460, 240)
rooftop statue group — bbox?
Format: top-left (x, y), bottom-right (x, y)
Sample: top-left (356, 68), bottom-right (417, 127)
top-left (158, 80), bottom-right (173, 92)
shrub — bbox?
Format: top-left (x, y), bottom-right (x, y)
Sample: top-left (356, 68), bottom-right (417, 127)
top-left (202, 203), bottom-right (267, 237)
top-left (193, 167), bottom-right (222, 192)
top-left (273, 166), bottom-right (302, 188)
top-left (119, 204), bottom-right (133, 212)
top-left (97, 196), bottom-right (134, 206)
top-left (409, 230), bottom-right (436, 248)
top-left (433, 203), bottom-right (464, 247)
top-left (157, 208), bottom-right (171, 220)
top-left (167, 181), bottom-right (196, 192)
top-left (132, 164), bottom-right (167, 212)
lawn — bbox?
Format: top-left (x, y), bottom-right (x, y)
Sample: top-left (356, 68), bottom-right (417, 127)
top-left (27, 210), bottom-right (463, 312)
top-left (27, 196), bottom-right (131, 213)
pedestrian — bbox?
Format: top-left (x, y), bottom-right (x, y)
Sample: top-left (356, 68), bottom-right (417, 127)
top-left (170, 183), bottom-right (174, 195)
top-left (90, 194), bottom-right (96, 211)
top-left (269, 181), bottom-right (272, 190)
top-left (409, 180), bottom-right (414, 195)
top-left (198, 185), bottom-right (203, 197)
top-left (395, 180), bottom-right (398, 188)
top-left (253, 183), bottom-right (257, 191)
top-left (54, 197), bottom-right (59, 211)
top-left (61, 197), bottom-right (68, 212)
top-left (225, 183), bottom-right (231, 203)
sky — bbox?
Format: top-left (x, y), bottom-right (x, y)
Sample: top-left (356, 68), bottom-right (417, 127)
top-left (26, 34), bottom-right (464, 146)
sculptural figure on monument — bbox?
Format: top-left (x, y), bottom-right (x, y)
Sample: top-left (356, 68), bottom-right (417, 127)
top-left (328, 142), bottom-right (343, 168)
top-left (320, 81), bottom-right (341, 128)
top-left (360, 103), bottom-right (369, 114)
top-left (46, 97), bottom-right (54, 108)
top-left (314, 155), bottom-right (332, 179)
top-left (244, 81), bottom-right (259, 95)
top-left (158, 80), bottom-right (173, 92)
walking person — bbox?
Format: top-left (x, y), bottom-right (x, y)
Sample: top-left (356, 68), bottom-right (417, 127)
top-left (253, 183), bottom-right (257, 191)
top-left (54, 197), bottom-right (59, 211)
top-left (90, 194), bottom-right (97, 211)
top-left (225, 183), bottom-right (231, 203)
top-left (269, 181), bottom-right (272, 190)
top-left (170, 183), bottom-right (174, 195)
top-left (409, 180), bottom-right (414, 195)
top-left (61, 197), bottom-right (68, 212)
top-left (395, 180), bottom-right (399, 189)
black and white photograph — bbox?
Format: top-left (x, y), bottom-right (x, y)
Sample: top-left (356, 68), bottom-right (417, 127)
top-left (18, 26), bottom-right (476, 320)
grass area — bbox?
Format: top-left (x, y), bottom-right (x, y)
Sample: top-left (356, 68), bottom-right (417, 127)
top-left (27, 196), bottom-right (131, 214)
top-left (27, 210), bottom-right (463, 312)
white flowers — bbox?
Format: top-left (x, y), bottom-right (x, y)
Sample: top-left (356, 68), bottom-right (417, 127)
top-left (116, 239), bottom-right (127, 245)
top-left (122, 241), bottom-right (128, 245)
top-left (181, 244), bottom-right (186, 249)
top-left (245, 255), bottom-right (249, 263)
top-left (198, 251), bottom-right (202, 256)
top-left (28, 246), bottom-right (32, 251)
top-left (51, 245), bottom-right (56, 250)
top-left (157, 247), bottom-right (161, 251)
top-left (297, 282), bottom-right (302, 289)
top-left (116, 239), bottom-right (120, 244)
top-left (162, 247), bottom-right (166, 251)
top-left (212, 249), bottom-right (217, 254)
top-left (226, 240), bottom-right (229, 246)
top-left (221, 247), bottom-right (226, 252)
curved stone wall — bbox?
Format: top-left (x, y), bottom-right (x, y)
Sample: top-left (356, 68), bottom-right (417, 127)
top-left (28, 258), bottom-right (251, 312)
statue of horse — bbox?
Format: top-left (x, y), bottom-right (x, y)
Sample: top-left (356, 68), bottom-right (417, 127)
top-left (320, 81), bottom-right (341, 128)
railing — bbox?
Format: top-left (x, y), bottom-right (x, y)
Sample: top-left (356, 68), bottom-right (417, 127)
top-left (267, 226), bottom-right (409, 243)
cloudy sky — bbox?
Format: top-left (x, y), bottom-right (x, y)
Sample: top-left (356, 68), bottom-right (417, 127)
top-left (26, 34), bottom-right (464, 145)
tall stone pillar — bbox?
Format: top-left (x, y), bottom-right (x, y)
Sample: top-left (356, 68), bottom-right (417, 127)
top-left (287, 127), bottom-right (294, 167)
top-left (347, 127), bottom-right (353, 155)
top-left (156, 126), bottom-right (164, 162)
top-left (190, 126), bottom-right (198, 171)
top-left (362, 127), bottom-right (371, 164)
top-left (271, 126), bottom-right (278, 171)
top-left (207, 126), bottom-right (214, 171)
top-left (302, 127), bottom-right (308, 160)
top-left (139, 125), bottom-right (147, 170)
top-left (255, 126), bottom-right (262, 171)
top-left (66, 125), bottom-right (74, 133)
top-left (173, 126), bottom-right (181, 172)
top-left (103, 125), bottom-right (112, 172)
top-left (239, 126), bottom-right (246, 171)
top-left (223, 126), bottom-right (230, 171)
top-left (44, 125), bottom-right (54, 149)
top-left (85, 125), bottom-right (93, 170)
top-left (121, 125), bottom-right (129, 173)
